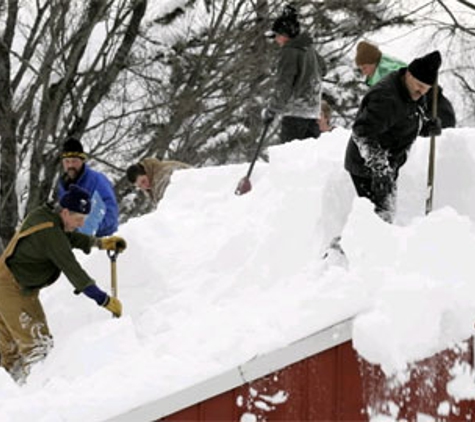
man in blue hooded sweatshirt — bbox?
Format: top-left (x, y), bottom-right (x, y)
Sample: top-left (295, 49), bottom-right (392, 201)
top-left (58, 138), bottom-right (119, 236)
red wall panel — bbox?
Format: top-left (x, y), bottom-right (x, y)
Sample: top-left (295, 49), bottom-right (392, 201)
top-left (161, 339), bottom-right (474, 422)
top-left (361, 340), bottom-right (474, 420)
top-left (307, 347), bottom-right (338, 420)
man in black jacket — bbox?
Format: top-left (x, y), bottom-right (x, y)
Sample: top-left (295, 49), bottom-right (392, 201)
top-left (345, 51), bottom-right (443, 223)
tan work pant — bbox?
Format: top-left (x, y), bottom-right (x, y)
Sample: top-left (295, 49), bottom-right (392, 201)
top-left (0, 223), bottom-right (53, 383)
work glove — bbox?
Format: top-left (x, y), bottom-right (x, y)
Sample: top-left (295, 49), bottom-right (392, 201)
top-left (98, 236), bottom-right (127, 253)
top-left (366, 148), bottom-right (391, 190)
top-left (371, 171), bottom-right (394, 198)
top-left (103, 296), bottom-right (122, 318)
top-left (424, 117), bottom-right (442, 137)
top-left (261, 107), bottom-right (276, 125)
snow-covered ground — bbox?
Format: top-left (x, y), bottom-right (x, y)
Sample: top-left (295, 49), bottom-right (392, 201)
top-left (1, 127), bottom-right (475, 421)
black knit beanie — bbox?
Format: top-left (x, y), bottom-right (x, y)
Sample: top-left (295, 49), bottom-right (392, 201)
top-left (408, 51), bottom-right (442, 85)
top-left (270, 4), bottom-right (300, 38)
top-left (62, 138), bottom-right (87, 160)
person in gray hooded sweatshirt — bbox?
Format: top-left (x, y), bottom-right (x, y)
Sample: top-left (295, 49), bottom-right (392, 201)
top-left (262, 4), bottom-right (325, 144)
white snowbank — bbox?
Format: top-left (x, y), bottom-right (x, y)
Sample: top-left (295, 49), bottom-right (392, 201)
top-left (1, 128), bottom-right (475, 421)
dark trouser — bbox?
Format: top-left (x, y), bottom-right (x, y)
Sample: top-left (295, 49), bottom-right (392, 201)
top-left (280, 116), bottom-right (321, 144)
top-left (349, 173), bottom-right (397, 223)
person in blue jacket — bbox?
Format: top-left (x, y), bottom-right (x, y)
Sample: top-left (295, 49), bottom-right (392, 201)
top-left (58, 138), bottom-right (119, 236)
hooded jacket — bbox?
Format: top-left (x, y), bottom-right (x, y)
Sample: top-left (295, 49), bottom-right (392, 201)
top-left (141, 158), bottom-right (191, 206)
top-left (269, 32), bottom-right (323, 119)
top-left (59, 164), bottom-right (119, 237)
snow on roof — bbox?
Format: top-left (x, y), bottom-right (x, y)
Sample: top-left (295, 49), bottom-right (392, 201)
top-left (1, 127), bottom-right (475, 421)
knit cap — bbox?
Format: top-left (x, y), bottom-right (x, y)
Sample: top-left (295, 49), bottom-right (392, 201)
top-left (269, 4), bottom-right (300, 39)
top-left (61, 138), bottom-right (87, 160)
top-left (408, 50), bottom-right (441, 85)
top-left (60, 184), bottom-right (91, 214)
top-left (355, 41), bottom-right (382, 66)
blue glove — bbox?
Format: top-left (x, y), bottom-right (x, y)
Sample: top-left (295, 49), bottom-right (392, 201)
top-left (261, 108), bottom-right (276, 124)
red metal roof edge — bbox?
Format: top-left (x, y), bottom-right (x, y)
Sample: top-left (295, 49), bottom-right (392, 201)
top-left (106, 316), bottom-right (354, 422)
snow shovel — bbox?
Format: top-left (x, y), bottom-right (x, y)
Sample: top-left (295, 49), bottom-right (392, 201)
top-left (107, 249), bottom-right (119, 318)
top-left (235, 122), bottom-right (270, 195)
top-left (425, 76), bottom-right (439, 215)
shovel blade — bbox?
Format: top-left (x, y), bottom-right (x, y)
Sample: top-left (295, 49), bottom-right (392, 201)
top-left (235, 176), bottom-right (251, 195)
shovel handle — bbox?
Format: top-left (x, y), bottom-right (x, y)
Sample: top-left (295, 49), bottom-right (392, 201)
top-left (425, 76), bottom-right (439, 215)
top-left (234, 122), bottom-right (270, 196)
top-left (246, 122), bottom-right (270, 178)
top-left (107, 249), bottom-right (119, 305)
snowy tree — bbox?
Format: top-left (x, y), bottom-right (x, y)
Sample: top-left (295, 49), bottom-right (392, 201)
top-left (407, 0), bottom-right (475, 125)
top-left (111, 0), bottom-right (413, 220)
top-left (0, 0), bottom-right (424, 244)
top-left (0, 0), bottom-right (146, 247)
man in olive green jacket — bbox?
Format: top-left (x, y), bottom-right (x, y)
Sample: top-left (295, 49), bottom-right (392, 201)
top-left (0, 185), bottom-right (126, 383)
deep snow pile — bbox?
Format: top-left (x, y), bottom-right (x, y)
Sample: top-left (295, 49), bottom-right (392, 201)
top-left (0, 128), bottom-right (475, 421)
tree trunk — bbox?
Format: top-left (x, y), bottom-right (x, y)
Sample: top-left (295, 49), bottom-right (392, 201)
top-left (0, 0), bottom-right (19, 246)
